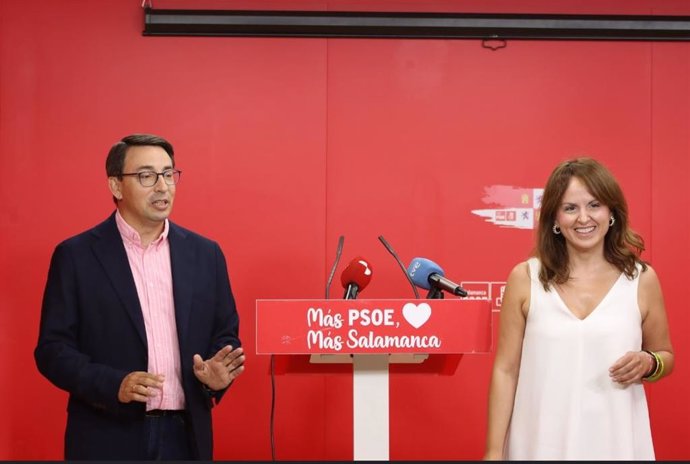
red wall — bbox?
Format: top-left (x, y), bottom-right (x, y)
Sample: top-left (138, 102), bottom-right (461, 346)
top-left (1, 0), bottom-right (688, 460)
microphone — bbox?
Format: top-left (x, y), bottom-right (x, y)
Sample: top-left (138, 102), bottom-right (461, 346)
top-left (341, 256), bottom-right (373, 300)
top-left (378, 235), bottom-right (420, 299)
top-left (325, 236), bottom-right (345, 299)
top-left (407, 257), bottom-right (468, 299)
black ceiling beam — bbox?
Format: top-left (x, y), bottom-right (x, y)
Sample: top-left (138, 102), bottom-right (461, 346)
top-left (143, 8), bottom-right (690, 41)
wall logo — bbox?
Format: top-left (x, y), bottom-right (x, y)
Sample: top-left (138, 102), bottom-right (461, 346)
top-left (460, 281), bottom-right (506, 309)
top-left (472, 185), bottom-right (543, 230)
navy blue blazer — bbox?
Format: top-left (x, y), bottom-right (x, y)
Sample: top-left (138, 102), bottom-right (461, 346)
top-left (35, 212), bottom-right (241, 460)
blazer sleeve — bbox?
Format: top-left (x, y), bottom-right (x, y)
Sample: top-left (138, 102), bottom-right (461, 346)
top-left (205, 242), bottom-right (241, 404)
top-left (34, 243), bottom-right (133, 415)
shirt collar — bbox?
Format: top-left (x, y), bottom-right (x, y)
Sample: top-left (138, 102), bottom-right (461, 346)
top-left (115, 210), bottom-right (169, 248)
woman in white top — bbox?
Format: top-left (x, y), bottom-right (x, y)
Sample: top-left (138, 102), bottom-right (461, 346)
top-left (484, 158), bottom-right (674, 460)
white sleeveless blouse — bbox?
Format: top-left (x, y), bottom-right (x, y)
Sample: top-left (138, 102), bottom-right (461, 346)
top-left (506, 258), bottom-right (654, 460)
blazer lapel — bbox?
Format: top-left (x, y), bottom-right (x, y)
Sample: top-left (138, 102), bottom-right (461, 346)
top-left (168, 222), bottom-right (194, 347)
top-left (91, 213), bottom-right (148, 346)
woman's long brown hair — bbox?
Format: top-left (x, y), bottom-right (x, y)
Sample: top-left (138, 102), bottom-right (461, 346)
top-left (536, 158), bottom-right (646, 290)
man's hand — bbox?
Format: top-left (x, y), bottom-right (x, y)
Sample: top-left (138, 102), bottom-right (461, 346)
top-left (193, 345), bottom-right (245, 391)
top-left (118, 371), bottom-right (165, 403)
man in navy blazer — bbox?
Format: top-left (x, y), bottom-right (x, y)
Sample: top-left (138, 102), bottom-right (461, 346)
top-left (35, 134), bottom-right (244, 460)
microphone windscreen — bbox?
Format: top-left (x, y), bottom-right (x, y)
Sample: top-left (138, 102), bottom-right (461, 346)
top-left (341, 256), bottom-right (373, 291)
top-left (407, 257), bottom-right (445, 290)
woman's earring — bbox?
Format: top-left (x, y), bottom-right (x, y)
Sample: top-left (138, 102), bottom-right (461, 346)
top-left (609, 215), bottom-right (615, 227)
top-left (552, 224), bottom-right (561, 235)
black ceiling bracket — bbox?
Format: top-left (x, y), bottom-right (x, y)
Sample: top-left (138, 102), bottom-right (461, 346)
top-left (143, 8), bottom-right (690, 41)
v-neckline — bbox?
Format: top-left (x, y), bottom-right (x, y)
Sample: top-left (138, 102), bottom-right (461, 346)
top-left (552, 272), bottom-right (624, 322)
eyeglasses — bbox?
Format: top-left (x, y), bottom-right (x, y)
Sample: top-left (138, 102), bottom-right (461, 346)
top-left (120, 169), bottom-right (182, 187)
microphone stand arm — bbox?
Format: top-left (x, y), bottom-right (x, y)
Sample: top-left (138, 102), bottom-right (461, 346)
top-left (426, 287), bottom-right (444, 299)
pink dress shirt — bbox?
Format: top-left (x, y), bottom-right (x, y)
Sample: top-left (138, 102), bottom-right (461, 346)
top-left (115, 211), bottom-right (185, 411)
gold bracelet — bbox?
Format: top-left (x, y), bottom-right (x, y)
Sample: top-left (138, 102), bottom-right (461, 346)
top-left (643, 350), bottom-right (664, 382)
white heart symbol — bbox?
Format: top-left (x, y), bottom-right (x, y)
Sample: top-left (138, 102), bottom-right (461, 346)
top-left (402, 302), bottom-right (431, 329)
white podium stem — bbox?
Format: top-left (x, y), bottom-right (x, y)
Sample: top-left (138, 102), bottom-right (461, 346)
top-left (352, 354), bottom-right (390, 461)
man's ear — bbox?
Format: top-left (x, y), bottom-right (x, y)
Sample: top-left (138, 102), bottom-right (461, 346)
top-left (108, 177), bottom-right (122, 200)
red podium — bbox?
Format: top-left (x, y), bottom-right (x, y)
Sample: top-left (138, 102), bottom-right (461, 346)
top-left (256, 298), bottom-right (492, 460)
